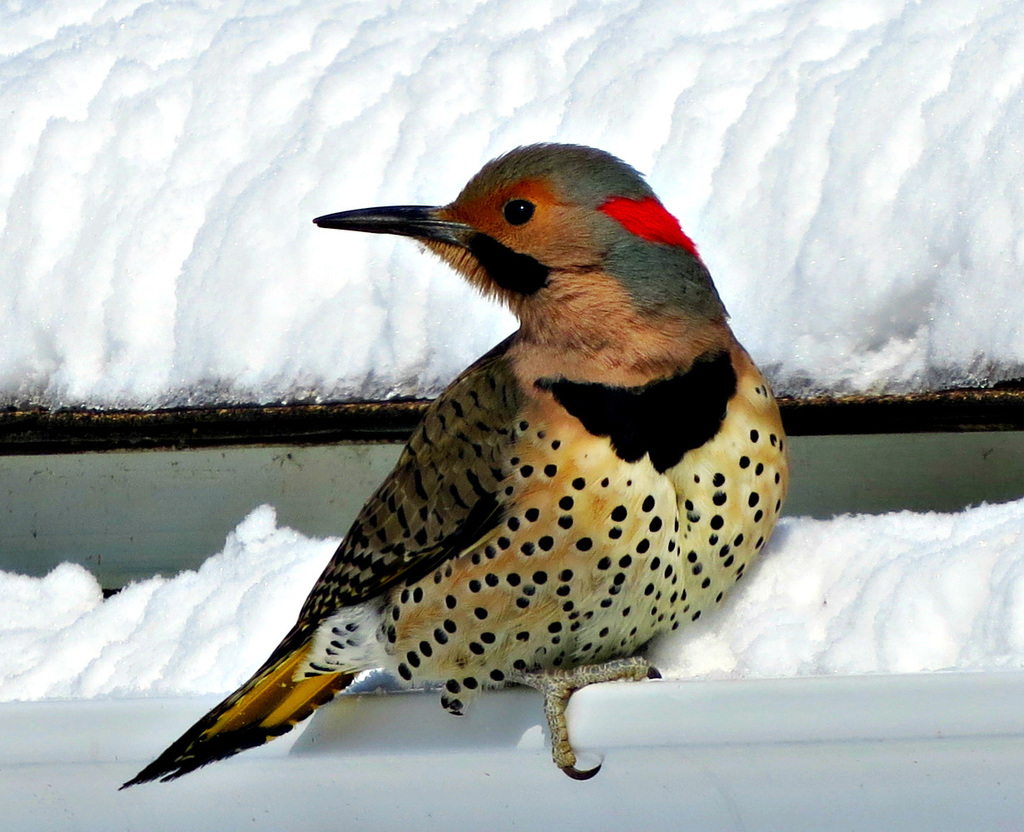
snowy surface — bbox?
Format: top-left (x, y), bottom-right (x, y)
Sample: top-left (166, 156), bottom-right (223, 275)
top-left (2, 0), bottom-right (1023, 409)
top-left (9, 677), bottom-right (1024, 831)
top-left (4, 499), bottom-right (1024, 703)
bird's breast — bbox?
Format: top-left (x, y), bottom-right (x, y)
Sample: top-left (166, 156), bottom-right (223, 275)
top-left (369, 345), bottom-right (787, 692)
top-left (378, 404), bottom-right (683, 689)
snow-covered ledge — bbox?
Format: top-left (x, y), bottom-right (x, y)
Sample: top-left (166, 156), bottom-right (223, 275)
top-left (5, 672), bottom-right (1024, 831)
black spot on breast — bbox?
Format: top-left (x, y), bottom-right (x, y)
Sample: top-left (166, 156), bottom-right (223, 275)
top-left (536, 350), bottom-right (736, 473)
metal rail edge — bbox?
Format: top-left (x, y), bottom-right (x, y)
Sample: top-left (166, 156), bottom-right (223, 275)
top-left (2, 386), bottom-right (1024, 455)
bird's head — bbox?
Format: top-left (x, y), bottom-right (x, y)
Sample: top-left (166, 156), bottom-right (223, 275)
top-left (315, 144), bottom-right (727, 359)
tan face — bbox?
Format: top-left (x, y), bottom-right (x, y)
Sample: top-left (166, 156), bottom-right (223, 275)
top-left (438, 178), bottom-right (605, 276)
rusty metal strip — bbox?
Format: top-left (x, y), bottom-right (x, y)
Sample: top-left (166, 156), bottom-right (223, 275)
top-left (2, 387), bottom-right (1024, 454)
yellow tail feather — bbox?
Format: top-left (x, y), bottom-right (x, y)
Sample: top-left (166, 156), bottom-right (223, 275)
top-left (122, 630), bottom-right (354, 787)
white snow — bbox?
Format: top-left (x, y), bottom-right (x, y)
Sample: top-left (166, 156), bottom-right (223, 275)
top-left (0, 506), bottom-right (339, 702)
top-left (652, 497), bottom-right (1024, 678)
top-left (1, 0), bottom-right (1023, 408)
top-left (3, 499), bottom-right (1024, 703)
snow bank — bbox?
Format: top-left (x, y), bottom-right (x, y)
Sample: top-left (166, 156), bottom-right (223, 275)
top-left (653, 498), bottom-right (1024, 678)
top-left (1, 0), bottom-right (1022, 408)
top-left (0, 507), bottom-right (338, 701)
top-left (3, 499), bottom-right (1024, 703)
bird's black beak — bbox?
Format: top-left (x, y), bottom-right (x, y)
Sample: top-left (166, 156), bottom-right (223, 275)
top-left (315, 204), bottom-right (551, 296)
top-left (313, 205), bottom-right (473, 249)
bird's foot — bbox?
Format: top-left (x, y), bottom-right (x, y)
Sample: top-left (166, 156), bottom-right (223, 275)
top-left (509, 656), bottom-right (659, 779)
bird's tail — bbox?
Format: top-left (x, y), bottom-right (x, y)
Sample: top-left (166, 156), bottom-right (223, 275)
top-left (121, 629), bottom-right (355, 788)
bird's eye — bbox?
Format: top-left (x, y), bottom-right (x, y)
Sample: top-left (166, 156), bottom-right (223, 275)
top-left (503, 199), bottom-right (535, 225)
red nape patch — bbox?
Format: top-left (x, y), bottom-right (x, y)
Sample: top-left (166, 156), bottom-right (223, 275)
top-left (599, 196), bottom-right (699, 257)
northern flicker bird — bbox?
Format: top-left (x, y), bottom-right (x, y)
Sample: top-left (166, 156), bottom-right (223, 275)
top-left (123, 143), bottom-right (788, 786)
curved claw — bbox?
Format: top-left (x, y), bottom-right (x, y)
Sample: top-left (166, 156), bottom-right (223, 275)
top-left (561, 761), bottom-right (602, 781)
top-left (511, 657), bottom-right (656, 780)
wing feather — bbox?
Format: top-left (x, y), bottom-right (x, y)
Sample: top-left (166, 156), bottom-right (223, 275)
top-left (299, 336), bottom-right (522, 622)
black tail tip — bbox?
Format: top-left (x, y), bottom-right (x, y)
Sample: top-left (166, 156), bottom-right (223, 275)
top-left (120, 773), bottom-right (151, 790)
top-left (120, 756), bottom-right (198, 789)
top-left (120, 767), bottom-right (173, 790)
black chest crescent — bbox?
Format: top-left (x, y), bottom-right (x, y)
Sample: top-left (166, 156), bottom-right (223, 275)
top-left (536, 350), bottom-right (737, 473)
